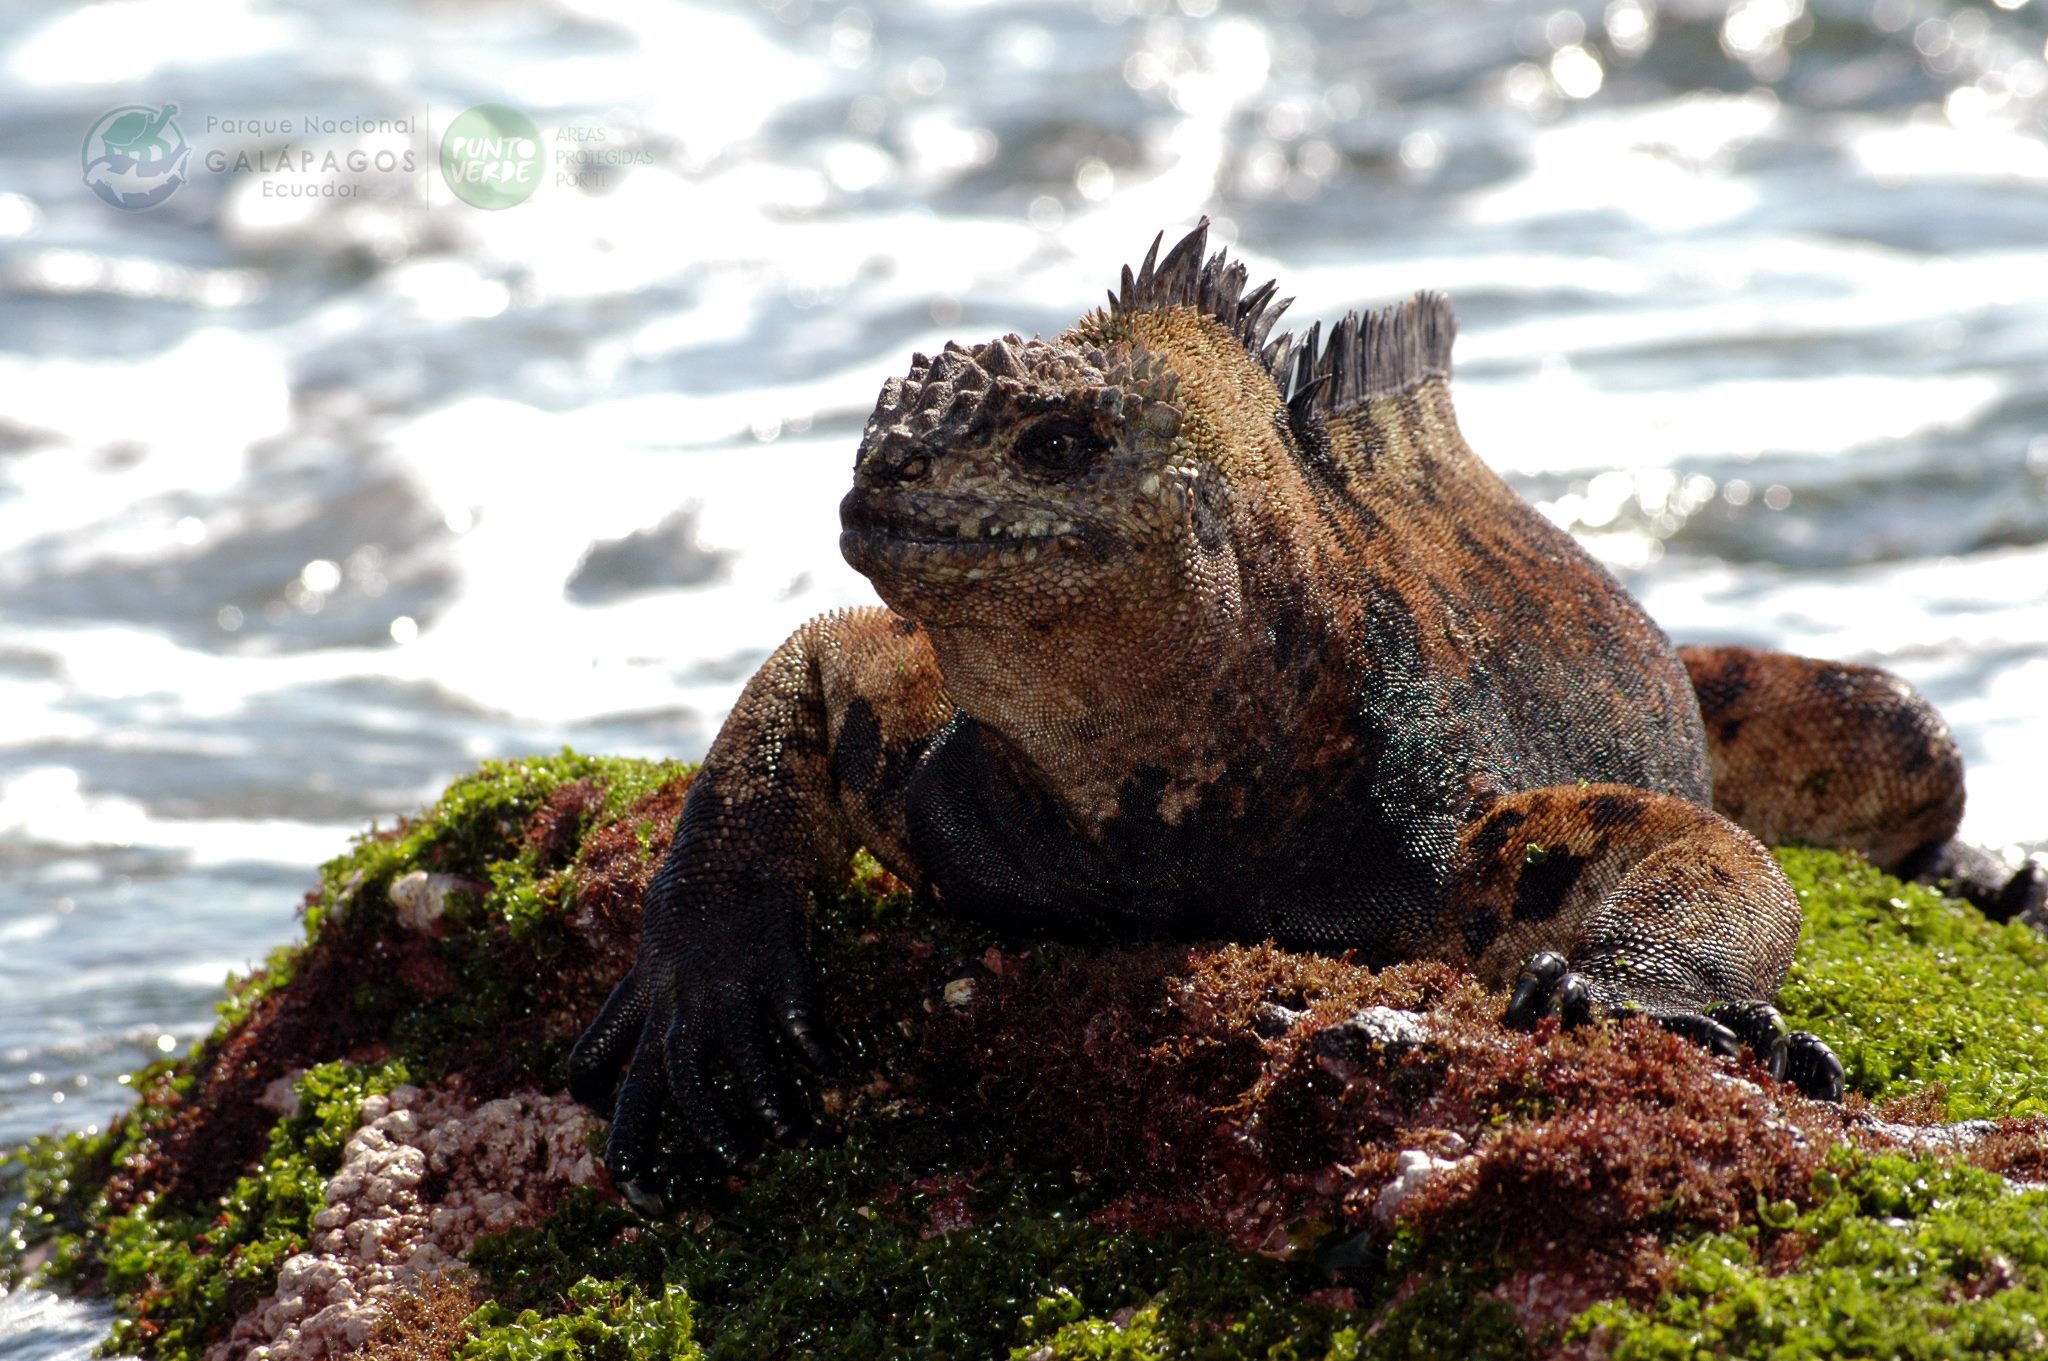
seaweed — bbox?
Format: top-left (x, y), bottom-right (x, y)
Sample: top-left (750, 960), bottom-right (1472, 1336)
top-left (7, 758), bottom-right (2048, 1361)
top-left (462, 1134), bottom-right (1364, 1360)
top-left (1774, 845), bottom-right (2048, 1118)
top-left (94, 1062), bottom-right (412, 1361)
top-left (1575, 1151), bottom-right (2048, 1359)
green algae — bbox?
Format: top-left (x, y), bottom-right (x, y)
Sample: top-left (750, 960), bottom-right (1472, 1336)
top-left (2, 755), bottom-right (693, 1333)
top-left (4, 1048), bottom-right (208, 1289)
top-left (1773, 846), bottom-right (2048, 1119)
top-left (434, 829), bottom-right (2048, 1361)
top-left (1572, 1150), bottom-right (2048, 1359)
top-left (1017, 1281), bottom-right (1522, 1361)
top-left (327, 751), bottom-right (692, 1082)
top-left (92, 1061), bottom-right (409, 1361)
top-left (8, 756), bottom-right (2048, 1361)
top-left (3, 1122), bottom-right (117, 1284)
top-left (305, 749), bottom-right (691, 941)
top-left (460, 1278), bottom-right (702, 1361)
top-left (1574, 850), bottom-right (2048, 1359)
top-left (461, 1129), bottom-right (1374, 1361)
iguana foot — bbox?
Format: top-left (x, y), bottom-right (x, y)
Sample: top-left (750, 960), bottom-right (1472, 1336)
top-left (1503, 950), bottom-right (1843, 1102)
top-left (1898, 839), bottom-right (2048, 925)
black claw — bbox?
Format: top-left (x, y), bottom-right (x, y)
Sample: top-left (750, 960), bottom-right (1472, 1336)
top-left (1646, 1004), bottom-right (1837, 1102)
top-left (1709, 1000), bottom-right (1791, 1081)
top-left (747, 1098), bottom-right (794, 1145)
top-left (679, 1101), bottom-right (749, 1173)
top-left (604, 1018), bottom-right (666, 1170)
top-left (566, 1052), bottom-right (614, 1112)
top-left (779, 1006), bottom-right (834, 1075)
top-left (567, 971), bottom-right (649, 1109)
top-left (1505, 951), bottom-right (1571, 1029)
top-left (617, 1176), bottom-right (668, 1219)
top-left (698, 1132), bottom-right (749, 1172)
top-left (661, 1015), bottom-right (749, 1171)
top-left (726, 1019), bottom-right (800, 1145)
top-left (1498, 959), bottom-right (1839, 1105)
top-left (1905, 840), bottom-right (2047, 923)
top-left (1555, 973), bottom-right (1595, 1029)
top-left (1504, 951), bottom-right (1593, 1030)
top-left (1784, 1031), bottom-right (1845, 1102)
top-left (1655, 1012), bottom-right (1744, 1060)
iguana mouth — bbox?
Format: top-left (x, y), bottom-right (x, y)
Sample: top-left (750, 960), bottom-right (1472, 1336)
top-left (839, 489), bottom-right (1095, 572)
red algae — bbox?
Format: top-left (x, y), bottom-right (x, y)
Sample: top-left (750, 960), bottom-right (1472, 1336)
top-left (25, 760), bottom-right (2043, 1361)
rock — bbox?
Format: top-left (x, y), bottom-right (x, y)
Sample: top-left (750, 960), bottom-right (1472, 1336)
top-left (20, 756), bottom-right (2048, 1360)
top-left (206, 1085), bottom-right (604, 1361)
top-left (1851, 1112), bottom-right (2002, 1152)
top-left (1252, 1001), bottom-right (1307, 1038)
top-left (1312, 1006), bottom-right (1431, 1078)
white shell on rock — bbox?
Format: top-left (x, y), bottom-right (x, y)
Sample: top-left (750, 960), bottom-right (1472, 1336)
top-left (1372, 1148), bottom-right (1471, 1228)
top-left (387, 871), bottom-right (471, 935)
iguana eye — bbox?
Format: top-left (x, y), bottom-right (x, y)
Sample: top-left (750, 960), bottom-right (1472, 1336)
top-left (1016, 419), bottom-right (1106, 474)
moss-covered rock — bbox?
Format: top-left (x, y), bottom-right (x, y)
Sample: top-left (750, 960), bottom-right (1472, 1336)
top-left (1775, 845), bottom-right (2048, 1120)
top-left (4, 753), bottom-right (2047, 1360)
top-left (1572, 1153), bottom-right (2048, 1360)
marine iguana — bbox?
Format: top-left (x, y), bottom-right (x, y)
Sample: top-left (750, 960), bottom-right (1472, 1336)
top-left (569, 221), bottom-right (2045, 1208)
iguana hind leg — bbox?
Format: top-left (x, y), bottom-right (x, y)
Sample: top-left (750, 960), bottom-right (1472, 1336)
top-left (1449, 783), bottom-right (1842, 1098)
top-left (1681, 644), bottom-right (2043, 921)
top-left (1450, 784), bottom-right (1800, 1010)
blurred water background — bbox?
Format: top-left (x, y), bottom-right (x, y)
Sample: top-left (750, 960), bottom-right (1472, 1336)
top-left (3, 0), bottom-right (2047, 1349)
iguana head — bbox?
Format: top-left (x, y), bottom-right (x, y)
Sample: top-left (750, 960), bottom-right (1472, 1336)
top-left (838, 220), bottom-right (1454, 638)
top-left (837, 324), bottom-right (1199, 627)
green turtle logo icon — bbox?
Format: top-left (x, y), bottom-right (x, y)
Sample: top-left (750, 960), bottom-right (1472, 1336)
top-left (82, 102), bottom-right (192, 211)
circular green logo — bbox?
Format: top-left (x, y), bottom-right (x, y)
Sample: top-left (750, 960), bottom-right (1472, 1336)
top-left (81, 103), bottom-right (191, 211)
top-left (440, 104), bottom-right (543, 209)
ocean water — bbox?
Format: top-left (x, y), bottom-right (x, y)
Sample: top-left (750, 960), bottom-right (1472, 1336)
top-left (2, 0), bottom-right (2046, 1350)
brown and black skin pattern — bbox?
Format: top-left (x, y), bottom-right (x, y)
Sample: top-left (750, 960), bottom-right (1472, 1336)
top-left (1680, 642), bottom-right (2044, 921)
top-left (1681, 644), bottom-right (1965, 874)
top-left (568, 225), bottom-right (2023, 1198)
top-left (1445, 784), bottom-right (1798, 1015)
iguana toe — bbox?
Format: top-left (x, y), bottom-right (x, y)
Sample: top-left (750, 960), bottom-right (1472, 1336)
top-left (1506, 961), bottom-right (1842, 1104)
top-left (1504, 951), bottom-right (1594, 1029)
top-left (1657, 1005), bottom-right (1842, 1103)
top-left (566, 968), bottom-right (650, 1110)
top-left (603, 1034), bottom-right (674, 1215)
top-left (1650, 1010), bottom-right (1745, 1060)
top-left (1783, 1030), bottom-right (1846, 1102)
top-left (617, 1176), bottom-right (669, 1219)
top-left (1708, 999), bottom-right (1791, 1079)
top-left (1899, 839), bottom-right (2047, 925)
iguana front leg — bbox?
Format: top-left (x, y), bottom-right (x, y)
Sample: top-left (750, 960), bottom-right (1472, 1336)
top-left (1447, 783), bottom-right (1844, 1099)
top-left (567, 607), bottom-right (952, 1204)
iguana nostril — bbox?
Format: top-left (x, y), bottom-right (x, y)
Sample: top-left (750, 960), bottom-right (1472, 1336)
top-left (893, 454), bottom-right (931, 482)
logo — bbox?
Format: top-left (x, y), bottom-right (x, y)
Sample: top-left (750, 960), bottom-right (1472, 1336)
top-left (440, 104), bottom-right (543, 209)
top-left (82, 103), bottom-right (192, 211)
